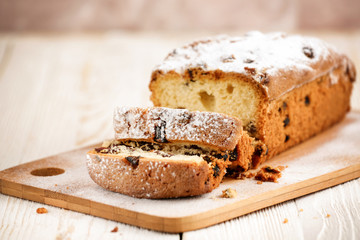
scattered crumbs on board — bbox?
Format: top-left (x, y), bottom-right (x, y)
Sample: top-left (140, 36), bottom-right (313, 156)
top-left (326, 214), bottom-right (331, 218)
top-left (111, 226), bottom-right (118, 233)
top-left (221, 188), bottom-right (237, 198)
top-left (255, 165), bottom-right (285, 183)
top-left (283, 218), bottom-right (288, 224)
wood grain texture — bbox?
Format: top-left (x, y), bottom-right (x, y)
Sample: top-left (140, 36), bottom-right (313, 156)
top-left (1, 113), bottom-right (360, 233)
top-left (0, 31), bottom-right (359, 239)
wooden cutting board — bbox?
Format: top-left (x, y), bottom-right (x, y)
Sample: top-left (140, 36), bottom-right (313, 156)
top-left (1, 112), bottom-right (360, 233)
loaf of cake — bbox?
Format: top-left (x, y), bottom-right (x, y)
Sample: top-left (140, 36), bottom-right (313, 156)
top-left (87, 107), bottom-right (254, 198)
top-left (149, 31), bottom-right (356, 170)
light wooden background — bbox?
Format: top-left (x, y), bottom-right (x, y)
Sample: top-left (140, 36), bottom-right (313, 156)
top-left (0, 31), bottom-right (359, 239)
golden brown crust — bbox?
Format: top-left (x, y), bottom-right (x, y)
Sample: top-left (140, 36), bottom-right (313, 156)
top-left (86, 150), bottom-right (226, 199)
top-left (253, 64), bottom-right (353, 167)
top-left (228, 131), bottom-right (255, 172)
top-left (114, 106), bottom-right (244, 151)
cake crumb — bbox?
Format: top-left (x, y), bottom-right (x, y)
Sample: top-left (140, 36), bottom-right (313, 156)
top-left (256, 181), bottom-right (263, 185)
top-left (255, 165), bottom-right (285, 183)
top-left (66, 186), bottom-right (69, 190)
top-left (36, 207), bottom-right (48, 214)
top-left (299, 209), bottom-right (303, 212)
top-left (326, 214), bottom-right (331, 218)
top-left (283, 218), bottom-right (288, 224)
top-left (54, 184), bottom-right (58, 186)
top-left (111, 226), bottom-right (118, 233)
top-left (221, 188), bottom-right (237, 198)
top-left (228, 170), bottom-right (256, 179)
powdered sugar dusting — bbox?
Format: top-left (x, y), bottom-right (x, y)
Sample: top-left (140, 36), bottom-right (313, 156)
top-left (0, 113), bottom-right (359, 218)
top-left (114, 107), bottom-right (242, 150)
top-left (155, 31), bottom-right (334, 81)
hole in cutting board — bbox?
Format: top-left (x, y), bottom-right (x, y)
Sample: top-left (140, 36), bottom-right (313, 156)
top-left (30, 167), bottom-right (65, 177)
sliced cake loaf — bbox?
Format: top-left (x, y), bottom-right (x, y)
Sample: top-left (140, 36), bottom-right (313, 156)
top-left (149, 31), bottom-right (356, 169)
top-left (87, 107), bottom-right (254, 198)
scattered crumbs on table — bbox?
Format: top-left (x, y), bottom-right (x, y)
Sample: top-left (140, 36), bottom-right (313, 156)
top-left (326, 214), bottom-right (331, 218)
top-left (54, 184), bottom-right (58, 186)
top-left (36, 207), bottom-right (48, 214)
top-left (221, 188), bottom-right (237, 198)
top-left (299, 208), bottom-right (303, 212)
top-left (283, 218), bottom-right (288, 224)
top-left (111, 226), bottom-right (118, 233)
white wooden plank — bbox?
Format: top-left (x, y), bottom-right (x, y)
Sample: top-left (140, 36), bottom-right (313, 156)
top-left (295, 179), bottom-right (360, 240)
top-left (0, 195), bottom-right (178, 240)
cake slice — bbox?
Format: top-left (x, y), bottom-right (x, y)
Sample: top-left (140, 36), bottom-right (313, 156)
top-left (149, 31), bottom-right (356, 168)
top-left (87, 107), bottom-right (254, 198)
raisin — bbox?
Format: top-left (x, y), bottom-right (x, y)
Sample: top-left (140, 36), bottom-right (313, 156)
top-left (213, 165), bottom-right (221, 177)
top-left (305, 96), bottom-right (310, 106)
top-left (265, 166), bottom-right (281, 173)
top-left (95, 147), bottom-right (108, 153)
top-left (190, 144), bottom-right (202, 150)
top-left (346, 64), bottom-right (356, 82)
top-left (283, 116), bottom-right (290, 127)
top-left (283, 102), bottom-right (288, 110)
top-left (212, 153), bottom-right (228, 161)
top-left (254, 145), bottom-right (263, 157)
top-left (244, 58), bottom-right (254, 64)
top-left (285, 135), bottom-right (290, 142)
top-left (203, 155), bottom-right (212, 163)
top-left (303, 47), bottom-right (314, 59)
top-left (229, 147), bottom-right (238, 162)
top-left (260, 73), bottom-right (270, 85)
top-left (125, 156), bottom-right (140, 168)
top-left (154, 120), bottom-right (168, 143)
top-left (246, 121), bottom-right (257, 135)
top-left (187, 69), bottom-right (194, 81)
top-left (279, 102), bottom-right (288, 112)
top-left (244, 67), bottom-right (256, 75)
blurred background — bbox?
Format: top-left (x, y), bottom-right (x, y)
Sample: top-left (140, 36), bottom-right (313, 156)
top-left (1, 0), bottom-right (360, 31)
top-left (0, 0), bottom-right (360, 165)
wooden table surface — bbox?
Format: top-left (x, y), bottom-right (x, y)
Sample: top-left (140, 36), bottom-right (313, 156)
top-left (0, 30), bottom-right (359, 240)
